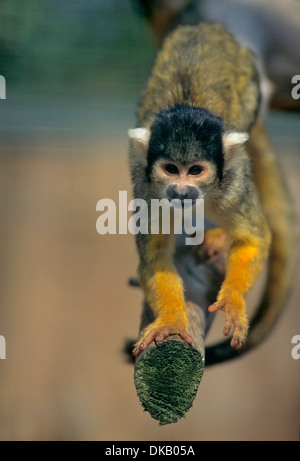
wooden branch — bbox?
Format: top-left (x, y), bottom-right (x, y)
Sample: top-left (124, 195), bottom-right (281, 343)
top-left (133, 236), bottom-right (225, 425)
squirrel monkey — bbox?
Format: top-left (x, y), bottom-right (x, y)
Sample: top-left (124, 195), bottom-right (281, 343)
top-left (128, 23), bottom-right (274, 357)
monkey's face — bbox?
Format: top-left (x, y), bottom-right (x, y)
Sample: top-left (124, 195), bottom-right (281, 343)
top-left (129, 106), bottom-right (249, 203)
top-left (150, 158), bottom-right (218, 203)
top-left (146, 106), bottom-right (224, 203)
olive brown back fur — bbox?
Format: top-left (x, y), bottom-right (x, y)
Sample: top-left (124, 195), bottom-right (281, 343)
top-left (137, 23), bottom-right (260, 132)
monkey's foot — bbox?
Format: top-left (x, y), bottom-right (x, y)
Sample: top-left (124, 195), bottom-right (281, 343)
top-left (208, 293), bottom-right (248, 350)
top-left (132, 317), bottom-right (193, 357)
top-left (195, 227), bottom-right (229, 263)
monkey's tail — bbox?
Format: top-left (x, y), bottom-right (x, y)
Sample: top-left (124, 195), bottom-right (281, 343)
top-left (131, 0), bottom-right (195, 43)
top-left (206, 118), bottom-right (297, 365)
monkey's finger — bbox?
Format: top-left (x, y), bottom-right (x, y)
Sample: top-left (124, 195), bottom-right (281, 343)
top-left (230, 336), bottom-right (244, 350)
top-left (132, 330), bottom-right (159, 356)
top-left (208, 301), bottom-right (226, 312)
top-left (208, 303), bottom-right (218, 313)
top-left (223, 322), bottom-right (233, 336)
top-left (132, 342), bottom-right (148, 357)
top-left (179, 331), bottom-right (193, 344)
top-left (155, 331), bottom-right (168, 342)
top-left (132, 345), bottom-right (140, 357)
top-left (230, 324), bottom-right (247, 350)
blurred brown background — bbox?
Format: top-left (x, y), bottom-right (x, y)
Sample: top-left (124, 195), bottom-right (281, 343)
top-left (0, 0), bottom-right (299, 441)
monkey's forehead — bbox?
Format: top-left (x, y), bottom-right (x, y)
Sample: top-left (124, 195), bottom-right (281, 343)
top-left (145, 105), bottom-right (224, 167)
top-left (149, 106), bottom-right (224, 144)
top-left (147, 143), bottom-right (221, 168)
top-left (149, 145), bottom-right (204, 162)
top-left (148, 112), bottom-right (224, 159)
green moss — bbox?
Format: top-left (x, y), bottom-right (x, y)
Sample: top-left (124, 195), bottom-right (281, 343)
top-left (134, 340), bottom-right (205, 425)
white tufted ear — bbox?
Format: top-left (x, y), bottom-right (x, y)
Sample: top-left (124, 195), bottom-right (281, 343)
top-left (128, 128), bottom-right (151, 164)
top-left (223, 131), bottom-right (249, 163)
top-left (129, 127), bottom-right (150, 149)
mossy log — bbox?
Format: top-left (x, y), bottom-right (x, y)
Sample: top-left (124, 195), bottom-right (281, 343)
top-left (132, 238), bottom-right (225, 425)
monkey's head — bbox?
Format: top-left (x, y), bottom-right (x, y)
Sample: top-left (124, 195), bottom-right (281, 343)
top-left (129, 106), bottom-right (248, 203)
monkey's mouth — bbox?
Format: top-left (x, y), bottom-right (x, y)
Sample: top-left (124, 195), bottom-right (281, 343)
top-left (167, 198), bottom-right (197, 208)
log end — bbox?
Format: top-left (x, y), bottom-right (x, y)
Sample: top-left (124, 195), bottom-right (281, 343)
top-left (134, 338), bottom-right (205, 425)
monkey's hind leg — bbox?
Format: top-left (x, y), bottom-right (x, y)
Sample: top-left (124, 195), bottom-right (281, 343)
top-left (195, 227), bottom-right (230, 263)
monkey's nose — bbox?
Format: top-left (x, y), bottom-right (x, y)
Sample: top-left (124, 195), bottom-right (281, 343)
top-left (166, 185), bottom-right (199, 203)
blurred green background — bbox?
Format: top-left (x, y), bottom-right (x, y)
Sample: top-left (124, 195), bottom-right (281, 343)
top-left (0, 0), bottom-right (155, 138)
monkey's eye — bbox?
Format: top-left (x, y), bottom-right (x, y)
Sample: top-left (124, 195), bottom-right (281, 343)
top-left (164, 164), bottom-right (179, 175)
top-left (188, 165), bottom-right (203, 176)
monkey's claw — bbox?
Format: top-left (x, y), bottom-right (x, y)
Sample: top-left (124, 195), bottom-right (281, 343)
top-left (132, 318), bottom-right (193, 357)
top-left (208, 295), bottom-right (248, 350)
